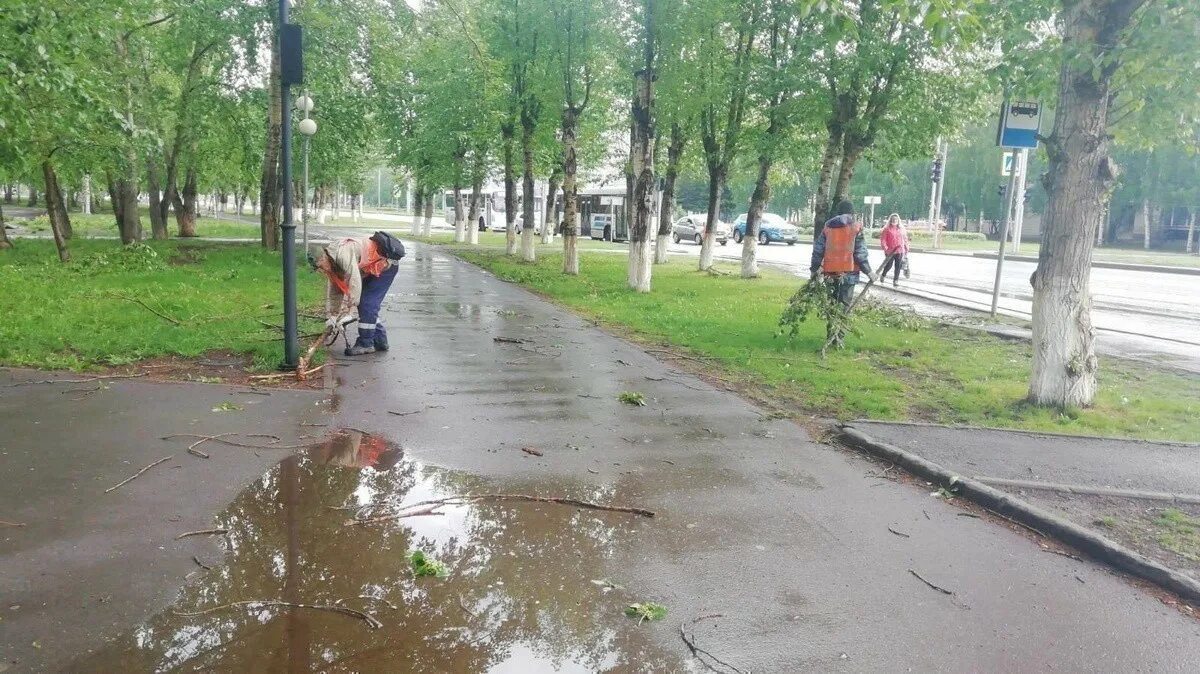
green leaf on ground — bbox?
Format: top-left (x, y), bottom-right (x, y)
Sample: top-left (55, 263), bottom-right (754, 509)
top-left (618, 391), bottom-right (647, 407)
top-left (410, 550), bottom-right (448, 578)
top-left (211, 402), bottom-right (242, 412)
top-left (624, 602), bottom-right (667, 623)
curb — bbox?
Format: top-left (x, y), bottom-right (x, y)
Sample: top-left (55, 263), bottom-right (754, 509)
top-left (838, 424), bottom-right (1200, 604)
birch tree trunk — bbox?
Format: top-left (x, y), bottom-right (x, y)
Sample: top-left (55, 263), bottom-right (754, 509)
top-left (453, 179), bottom-right (466, 243)
top-left (467, 178), bottom-right (482, 246)
top-left (41, 161), bottom-right (70, 262)
top-left (520, 120), bottom-right (537, 262)
top-left (259, 40), bottom-right (282, 250)
top-left (628, 63), bottom-right (655, 292)
top-left (410, 184), bottom-right (422, 236)
top-left (1186, 211), bottom-right (1195, 254)
top-left (1141, 200), bottom-right (1150, 250)
top-left (0, 202), bottom-right (11, 249)
top-left (173, 164), bottom-right (199, 237)
top-left (812, 125), bottom-right (843, 233)
top-left (502, 124), bottom-right (518, 256)
top-left (147, 158), bottom-right (168, 240)
top-left (561, 107), bottom-right (581, 275)
top-left (742, 155), bottom-right (773, 278)
top-left (655, 123), bottom-right (684, 264)
top-left (1029, 0), bottom-right (1144, 408)
top-left (421, 192), bottom-right (433, 237)
top-left (542, 166), bottom-right (562, 245)
top-left (699, 169), bottom-right (723, 271)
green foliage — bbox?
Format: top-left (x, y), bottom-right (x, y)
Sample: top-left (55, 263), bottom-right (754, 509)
top-left (0, 240), bottom-right (323, 371)
top-left (624, 602), bottom-right (667, 624)
top-left (410, 550), bottom-right (449, 578)
top-left (453, 248), bottom-right (1200, 441)
top-left (777, 279), bottom-right (848, 342)
top-left (618, 391), bottom-right (647, 407)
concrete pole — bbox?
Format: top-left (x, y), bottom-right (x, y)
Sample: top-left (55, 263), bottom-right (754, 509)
top-left (377, 168), bottom-right (383, 209)
top-left (1011, 148), bottom-right (1028, 254)
top-left (926, 137), bottom-right (940, 242)
top-left (932, 140), bottom-right (948, 246)
top-left (990, 155), bottom-right (1021, 317)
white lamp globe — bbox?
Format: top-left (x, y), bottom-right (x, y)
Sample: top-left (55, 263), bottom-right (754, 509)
top-left (297, 118), bottom-right (318, 136)
top-left (295, 95), bottom-right (315, 113)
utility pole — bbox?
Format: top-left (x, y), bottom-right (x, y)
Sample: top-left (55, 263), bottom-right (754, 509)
top-left (990, 153), bottom-right (1020, 317)
top-left (927, 137), bottom-right (946, 247)
top-left (277, 0), bottom-right (301, 369)
top-left (377, 168), bottom-right (383, 209)
top-left (1011, 148), bottom-right (1028, 254)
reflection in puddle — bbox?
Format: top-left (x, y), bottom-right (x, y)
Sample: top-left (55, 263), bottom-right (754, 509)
top-left (75, 430), bottom-right (678, 672)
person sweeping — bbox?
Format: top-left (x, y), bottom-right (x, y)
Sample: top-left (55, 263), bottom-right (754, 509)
top-left (810, 200), bottom-right (877, 347)
top-left (311, 231), bottom-right (405, 356)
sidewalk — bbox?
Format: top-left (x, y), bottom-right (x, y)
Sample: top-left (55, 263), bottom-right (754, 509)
top-left (844, 420), bottom-right (1200, 594)
top-left (0, 372), bottom-right (327, 672)
top-left (6, 244), bottom-right (1200, 672)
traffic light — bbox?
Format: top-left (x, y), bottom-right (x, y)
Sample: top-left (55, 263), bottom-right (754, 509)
top-left (1023, 188), bottom-right (1032, 204)
top-left (998, 184), bottom-right (1007, 198)
top-left (930, 158), bottom-right (943, 183)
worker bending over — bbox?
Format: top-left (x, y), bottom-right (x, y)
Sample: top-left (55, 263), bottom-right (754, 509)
top-left (810, 200), bottom-right (877, 346)
top-left (312, 232), bottom-right (405, 355)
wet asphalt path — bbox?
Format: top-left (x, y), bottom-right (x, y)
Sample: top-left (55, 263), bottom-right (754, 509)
top-left (318, 245), bottom-right (1200, 671)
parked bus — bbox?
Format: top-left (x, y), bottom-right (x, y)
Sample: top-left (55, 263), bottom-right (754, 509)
top-left (440, 188), bottom-right (543, 232)
top-left (579, 187), bottom-right (629, 242)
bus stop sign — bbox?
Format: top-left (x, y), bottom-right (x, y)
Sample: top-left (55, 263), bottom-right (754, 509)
top-left (996, 101), bottom-right (1040, 149)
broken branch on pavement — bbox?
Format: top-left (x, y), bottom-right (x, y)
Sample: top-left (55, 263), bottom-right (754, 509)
top-left (345, 493), bottom-right (656, 526)
top-left (174, 600), bottom-right (382, 629)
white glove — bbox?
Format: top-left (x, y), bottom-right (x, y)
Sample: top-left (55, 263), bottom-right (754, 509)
top-left (868, 271), bottom-right (880, 284)
top-left (325, 313), bottom-right (355, 330)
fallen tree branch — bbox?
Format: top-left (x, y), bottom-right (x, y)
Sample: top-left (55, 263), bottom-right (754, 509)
top-left (909, 569), bottom-right (953, 595)
top-left (186, 432), bottom-right (235, 459)
top-left (680, 615), bottom-right (744, 674)
top-left (105, 455), bottom-right (173, 493)
top-left (192, 555), bottom-right (212, 570)
top-left (348, 493), bottom-right (656, 525)
top-left (5, 372), bottom-right (148, 388)
top-left (344, 505), bottom-right (447, 526)
top-left (173, 600), bottom-right (382, 629)
top-left (0, 519), bottom-right (27, 528)
top-left (175, 528), bottom-right (229, 540)
top-left (162, 433), bottom-right (317, 450)
top-left (109, 291), bottom-right (182, 325)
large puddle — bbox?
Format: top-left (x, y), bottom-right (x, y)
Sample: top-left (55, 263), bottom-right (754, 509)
top-left (74, 430), bottom-right (680, 672)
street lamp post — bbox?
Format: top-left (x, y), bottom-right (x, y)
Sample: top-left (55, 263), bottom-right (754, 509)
top-left (296, 94), bottom-right (316, 253)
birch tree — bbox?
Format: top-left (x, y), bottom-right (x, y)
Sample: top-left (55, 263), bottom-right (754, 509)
top-left (692, 0), bottom-right (759, 271)
top-left (1028, 0), bottom-right (1200, 407)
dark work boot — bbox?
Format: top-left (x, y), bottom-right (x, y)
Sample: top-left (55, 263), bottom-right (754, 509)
top-left (345, 328), bottom-right (376, 356)
top-left (374, 324), bottom-right (389, 352)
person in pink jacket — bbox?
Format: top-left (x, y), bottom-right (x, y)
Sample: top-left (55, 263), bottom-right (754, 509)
top-left (878, 213), bottom-right (910, 287)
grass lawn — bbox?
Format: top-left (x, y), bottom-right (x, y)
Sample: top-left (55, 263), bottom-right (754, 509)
top-left (0, 239), bottom-right (324, 372)
top-left (448, 247), bottom-right (1200, 442)
top-left (16, 211), bottom-right (260, 240)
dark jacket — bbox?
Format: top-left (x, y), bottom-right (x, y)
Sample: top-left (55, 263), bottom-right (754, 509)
top-left (811, 214), bottom-right (872, 278)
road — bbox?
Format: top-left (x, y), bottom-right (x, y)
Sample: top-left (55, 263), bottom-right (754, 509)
top-left (659, 236), bottom-right (1200, 372)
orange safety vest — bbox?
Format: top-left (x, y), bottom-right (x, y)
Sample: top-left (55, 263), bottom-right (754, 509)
top-left (323, 238), bottom-right (388, 295)
top-left (823, 223), bottom-right (861, 273)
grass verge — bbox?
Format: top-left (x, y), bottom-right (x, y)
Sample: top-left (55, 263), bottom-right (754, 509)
top-left (447, 247), bottom-right (1200, 441)
top-left (15, 211), bottom-right (260, 240)
top-left (0, 239), bottom-right (324, 373)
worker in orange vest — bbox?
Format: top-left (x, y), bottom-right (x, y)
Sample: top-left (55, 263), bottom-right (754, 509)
top-left (312, 233), bottom-right (404, 355)
top-left (810, 200), bottom-right (877, 345)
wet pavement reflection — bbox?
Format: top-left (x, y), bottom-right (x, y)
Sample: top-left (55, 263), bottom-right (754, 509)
top-left (73, 430), bottom-right (680, 673)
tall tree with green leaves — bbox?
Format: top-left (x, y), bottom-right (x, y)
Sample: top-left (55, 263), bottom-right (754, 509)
top-left (1028, 0), bottom-right (1200, 407)
top-left (692, 0), bottom-right (759, 271)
